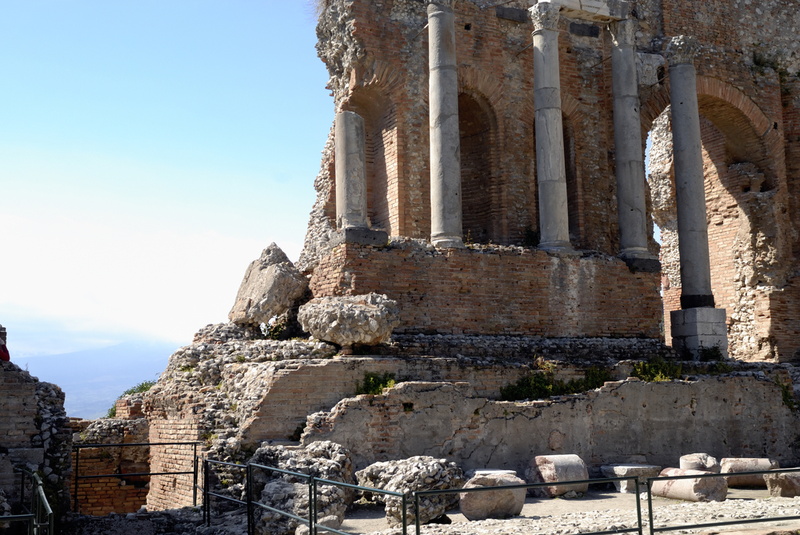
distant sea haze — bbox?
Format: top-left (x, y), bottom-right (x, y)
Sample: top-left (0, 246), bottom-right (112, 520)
top-left (14, 340), bottom-right (178, 419)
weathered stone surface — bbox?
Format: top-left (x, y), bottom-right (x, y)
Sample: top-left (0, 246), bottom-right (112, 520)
top-left (298, 293), bottom-right (400, 347)
top-left (651, 468), bottom-right (728, 502)
top-left (247, 441), bottom-right (355, 535)
top-left (721, 458), bottom-right (779, 488)
top-left (763, 471), bottom-right (800, 497)
top-left (459, 471), bottom-right (526, 521)
top-left (525, 454), bottom-right (589, 498)
top-left (356, 456), bottom-right (465, 526)
top-left (680, 453), bottom-right (720, 473)
top-left (228, 243), bottom-right (308, 326)
top-left (600, 464), bottom-right (662, 493)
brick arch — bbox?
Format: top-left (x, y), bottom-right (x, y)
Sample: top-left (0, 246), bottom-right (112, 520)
top-left (641, 76), bottom-right (779, 182)
top-left (562, 94), bottom-right (589, 245)
top-left (340, 84), bottom-right (398, 235)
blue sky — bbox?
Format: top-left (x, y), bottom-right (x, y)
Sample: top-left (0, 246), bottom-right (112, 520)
top-left (1, 2), bottom-right (333, 356)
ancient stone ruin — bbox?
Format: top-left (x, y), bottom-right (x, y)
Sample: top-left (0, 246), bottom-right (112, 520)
top-left (3, 0), bottom-right (800, 532)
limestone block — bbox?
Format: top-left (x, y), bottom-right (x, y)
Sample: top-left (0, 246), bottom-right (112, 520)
top-left (298, 293), bottom-right (400, 347)
top-left (763, 471), bottom-right (800, 497)
top-left (228, 243), bottom-right (308, 326)
top-left (600, 464), bottom-right (661, 493)
top-left (680, 453), bottom-right (720, 473)
top-left (525, 454), bottom-right (589, 498)
top-left (356, 456), bottom-right (465, 526)
top-left (650, 468), bottom-right (727, 502)
top-left (459, 471), bottom-right (526, 521)
top-left (721, 458), bottom-right (779, 488)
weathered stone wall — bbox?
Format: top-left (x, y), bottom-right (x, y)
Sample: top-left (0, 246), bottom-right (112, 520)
top-left (71, 418), bottom-right (149, 516)
top-left (310, 241), bottom-right (662, 338)
top-left (0, 361), bottom-right (71, 516)
top-left (302, 375), bottom-right (800, 472)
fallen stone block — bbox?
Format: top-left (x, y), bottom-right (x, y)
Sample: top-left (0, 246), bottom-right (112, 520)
top-left (650, 468), bottom-right (727, 502)
top-left (298, 293), bottom-right (400, 347)
top-left (721, 458), bottom-right (779, 488)
top-left (600, 464), bottom-right (661, 493)
top-left (525, 454), bottom-right (589, 498)
top-left (680, 453), bottom-right (720, 473)
top-left (763, 471), bottom-right (800, 497)
top-left (459, 470), bottom-right (526, 521)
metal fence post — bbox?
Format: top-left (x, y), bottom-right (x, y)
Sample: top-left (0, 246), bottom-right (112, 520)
top-left (204, 459), bottom-right (211, 527)
top-left (634, 476), bottom-right (643, 535)
top-left (647, 478), bottom-right (655, 535)
top-left (247, 463), bottom-right (254, 535)
top-left (310, 476), bottom-right (317, 535)
top-left (192, 443), bottom-right (198, 507)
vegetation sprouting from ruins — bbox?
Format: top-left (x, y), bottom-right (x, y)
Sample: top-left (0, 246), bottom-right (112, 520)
top-left (631, 358), bottom-right (733, 382)
top-left (500, 365), bottom-right (613, 401)
top-left (106, 380), bottom-right (157, 418)
top-left (356, 372), bottom-right (396, 395)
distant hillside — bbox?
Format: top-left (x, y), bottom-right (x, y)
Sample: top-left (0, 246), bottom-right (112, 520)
top-left (14, 340), bottom-right (179, 419)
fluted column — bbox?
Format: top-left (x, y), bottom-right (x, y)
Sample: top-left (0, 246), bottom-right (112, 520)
top-left (530, 2), bottom-right (570, 250)
top-left (428, 0), bottom-right (464, 248)
top-left (666, 36), bottom-right (714, 309)
top-left (610, 19), bottom-right (651, 260)
top-left (335, 110), bottom-right (368, 230)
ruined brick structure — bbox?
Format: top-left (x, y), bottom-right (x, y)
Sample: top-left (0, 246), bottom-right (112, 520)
top-left (300, 0), bottom-right (800, 362)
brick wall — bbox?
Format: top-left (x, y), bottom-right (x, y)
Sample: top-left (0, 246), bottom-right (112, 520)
top-left (310, 243), bottom-right (662, 338)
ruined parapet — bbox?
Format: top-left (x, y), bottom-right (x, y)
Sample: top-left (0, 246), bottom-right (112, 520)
top-left (0, 360), bottom-right (71, 518)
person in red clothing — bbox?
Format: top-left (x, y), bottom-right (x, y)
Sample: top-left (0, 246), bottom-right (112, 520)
top-left (0, 325), bottom-right (8, 362)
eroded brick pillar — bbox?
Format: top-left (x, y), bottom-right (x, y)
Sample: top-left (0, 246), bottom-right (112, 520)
top-left (610, 19), bottom-right (657, 268)
top-left (428, 0), bottom-right (464, 249)
top-left (530, 2), bottom-right (570, 251)
top-left (666, 35), bottom-right (727, 358)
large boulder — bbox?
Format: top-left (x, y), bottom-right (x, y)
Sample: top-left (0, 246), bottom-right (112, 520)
top-left (763, 471), bottom-right (800, 497)
top-left (356, 456), bottom-right (465, 526)
top-left (228, 243), bottom-right (308, 327)
top-left (459, 471), bottom-right (526, 521)
top-left (247, 441), bottom-right (355, 535)
top-left (298, 293), bottom-right (400, 347)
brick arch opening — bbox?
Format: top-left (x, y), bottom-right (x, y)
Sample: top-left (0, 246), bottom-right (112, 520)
top-left (563, 114), bottom-right (581, 246)
top-left (459, 91), bottom-right (499, 244)
top-left (341, 87), bottom-right (398, 235)
top-left (644, 79), bottom-right (786, 360)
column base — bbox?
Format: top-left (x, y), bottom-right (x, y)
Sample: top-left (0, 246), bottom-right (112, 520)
top-left (538, 240), bottom-right (573, 253)
top-left (332, 228), bottom-right (389, 247)
top-left (670, 307), bottom-right (728, 360)
top-left (619, 250), bottom-right (661, 273)
top-left (432, 236), bottom-right (465, 249)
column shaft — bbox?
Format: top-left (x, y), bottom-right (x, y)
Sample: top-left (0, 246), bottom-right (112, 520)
top-left (531, 2), bottom-right (570, 250)
top-left (428, 0), bottom-right (463, 248)
top-left (667, 36), bottom-right (714, 308)
top-left (611, 19), bottom-right (650, 258)
top-left (335, 110), bottom-right (368, 230)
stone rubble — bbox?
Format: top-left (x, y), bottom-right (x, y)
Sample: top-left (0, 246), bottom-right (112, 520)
top-left (764, 472), bottom-right (800, 498)
top-left (356, 456), bottom-right (466, 526)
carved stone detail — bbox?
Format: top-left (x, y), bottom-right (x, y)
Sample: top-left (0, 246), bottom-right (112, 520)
top-left (666, 35), bottom-right (700, 65)
top-left (530, 2), bottom-right (561, 32)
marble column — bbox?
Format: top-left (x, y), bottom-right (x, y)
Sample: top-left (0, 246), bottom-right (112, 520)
top-left (610, 19), bottom-right (651, 261)
top-left (428, 0), bottom-right (464, 248)
top-left (666, 36), bottom-right (714, 309)
top-left (666, 35), bottom-right (727, 358)
top-left (530, 2), bottom-right (570, 250)
top-left (335, 110), bottom-right (368, 230)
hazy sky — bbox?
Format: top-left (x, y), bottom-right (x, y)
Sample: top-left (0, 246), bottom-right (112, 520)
top-left (1, 2), bottom-right (333, 356)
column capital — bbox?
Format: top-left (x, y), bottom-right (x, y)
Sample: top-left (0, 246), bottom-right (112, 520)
top-left (609, 18), bottom-right (636, 48)
top-left (530, 2), bottom-right (561, 32)
top-left (427, 0), bottom-right (455, 10)
top-left (665, 35), bottom-right (700, 65)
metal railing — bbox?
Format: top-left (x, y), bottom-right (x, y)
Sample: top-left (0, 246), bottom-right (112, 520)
top-left (645, 467), bottom-right (800, 535)
top-left (201, 462), bottom-right (800, 535)
top-left (72, 441), bottom-right (199, 514)
top-left (1, 467), bottom-right (55, 535)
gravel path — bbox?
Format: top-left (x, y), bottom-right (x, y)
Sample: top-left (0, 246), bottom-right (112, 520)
top-left (339, 490), bottom-right (800, 535)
